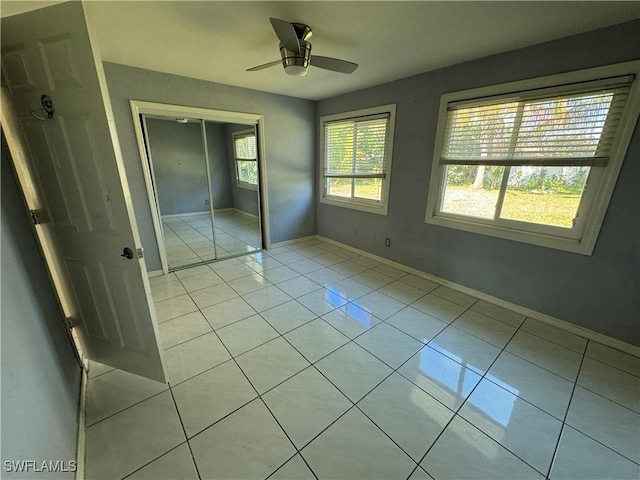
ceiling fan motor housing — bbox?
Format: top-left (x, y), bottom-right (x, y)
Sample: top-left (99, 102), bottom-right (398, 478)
top-left (280, 39), bottom-right (312, 76)
top-left (247, 19), bottom-right (356, 75)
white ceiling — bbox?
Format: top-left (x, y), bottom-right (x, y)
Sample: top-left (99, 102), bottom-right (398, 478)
top-left (3, 1), bottom-right (640, 100)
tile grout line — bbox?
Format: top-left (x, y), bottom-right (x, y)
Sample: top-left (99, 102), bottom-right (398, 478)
top-left (119, 441), bottom-right (193, 480)
top-left (212, 330), bottom-right (319, 478)
top-left (548, 356), bottom-right (640, 467)
top-left (85, 388), bottom-right (169, 429)
top-left (389, 309), bottom-right (478, 480)
top-left (545, 342), bottom-right (589, 479)
top-left (159, 246), bottom-right (628, 405)
top-left (158, 245), bottom-right (561, 467)
top-left (173, 267), bottom-right (319, 478)
top-left (249, 248), bottom-right (617, 380)
top-left (165, 219), bottom-right (204, 266)
top-left (582, 354), bottom-right (640, 379)
top-left (459, 328), bottom-right (559, 475)
top-left (237, 245), bottom-right (639, 461)
top-left (165, 212), bottom-right (261, 268)
top-left (569, 377), bottom-right (640, 416)
top-left (166, 386), bottom-right (203, 480)
top-left (412, 319), bottom-right (546, 478)
top-left (131, 240), bottom-right (637, 478)
top-left (94, 270), bottom-right (215, 480)
top-left (518, 322), bottom-right (588, 354)
top-left (225, 283), bottom-right (412, 469)
top-left (404, 297), bottom-right (593, 385)
top-left (265, 452), bottom-right (319, 480)
top-left (415, 316), bottom-right (592, 388)
top-left (257, 293), bottom-right (450, 473)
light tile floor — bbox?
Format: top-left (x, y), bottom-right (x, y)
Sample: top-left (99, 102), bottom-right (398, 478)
top-left (162, 211), bottom-right (261, 268)
top-left (86, 239), bottom-right (640, 479)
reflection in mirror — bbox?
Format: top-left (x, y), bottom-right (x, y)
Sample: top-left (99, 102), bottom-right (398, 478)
top-left (143, 116), bottom-right (214, 268)
top-left (206, 122), bottom-right (262, 258)
top-left (142, 115), bottom-right (263, 271)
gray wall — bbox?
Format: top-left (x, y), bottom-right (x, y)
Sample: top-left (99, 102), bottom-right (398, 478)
top-left (316, 21), bottom-right (640, 345)
top-left (104, 62), bottom-right (316, 271)
top-left (1, 135), bottom-right (81, 478)
top-left (145, 118), bottom-right (210, 216)
top-left (226, 123), bottom-right (259, 217)
top-left (205, 122), bottom-right (233, 210)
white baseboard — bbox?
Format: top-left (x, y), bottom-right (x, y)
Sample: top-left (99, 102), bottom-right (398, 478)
top-left (161, 211), bottom-right (210, 219)
top-left (270, 235), bottom-right (319, 248)
top-left (232, 208), bottom-right (259, 220)
top-left (317, 235), bottom-right (640, 357)
top-left (162, 209), bottom-right (259, 220)
top-left (75, 365), bottom-right (88, 480)
top-left (147, 269), bottom-right (164, 278)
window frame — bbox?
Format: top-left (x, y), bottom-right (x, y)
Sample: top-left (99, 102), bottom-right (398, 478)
top-left (232, 129), bottom-right (258, 190)
top-left (319, 104), bottom-right (396, 215)
top-left (425, 61), bottom-right (640, 255)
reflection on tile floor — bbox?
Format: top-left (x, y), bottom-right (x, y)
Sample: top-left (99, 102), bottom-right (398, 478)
top-left (162, 210), bottom-right (261, 268)
top-left (86, 239), bottom-right (640, 479)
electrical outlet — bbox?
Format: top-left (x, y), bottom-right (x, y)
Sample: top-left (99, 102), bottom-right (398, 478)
top-left (385, 238), bottom-right (391, 247)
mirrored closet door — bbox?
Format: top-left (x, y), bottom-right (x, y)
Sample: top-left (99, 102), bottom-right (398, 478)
top-left (141, 115), bottom-right (263, 270)
top-left (205, 121), bottom-right (262, 259)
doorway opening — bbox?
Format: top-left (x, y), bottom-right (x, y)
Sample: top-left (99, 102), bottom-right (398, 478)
top-left (130, 101), bottom-right (270, 274)
top-left (1, 87), bottom-right (84, 366)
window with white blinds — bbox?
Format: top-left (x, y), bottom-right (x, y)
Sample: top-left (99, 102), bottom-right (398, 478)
top-left (441, 78), bottom-right (631, 166)
top-left (425, 63), bottom-right (640, 255)
top-left (233, 130), bottom-right (258, 188)
top-left (320, 105), bottom-right (396, 215)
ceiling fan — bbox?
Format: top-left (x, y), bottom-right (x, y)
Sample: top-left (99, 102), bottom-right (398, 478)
top-left (247, 18), bottom-right (358, 77)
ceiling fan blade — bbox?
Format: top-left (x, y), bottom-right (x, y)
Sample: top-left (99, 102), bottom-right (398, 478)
top-left (269, 18), bottom-right (300, 53)
top-left (310, 55), bottom-right (358, 74)
top-left (246, 60), bottom-right (282, 72)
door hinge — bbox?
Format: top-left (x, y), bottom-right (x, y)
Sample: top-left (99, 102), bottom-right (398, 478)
top-left (29, 209), bottom-right (48, 225)
top-left (136, 247), bottom-right (144, 259)
top-left (65, 316), bottom-right (76, 328)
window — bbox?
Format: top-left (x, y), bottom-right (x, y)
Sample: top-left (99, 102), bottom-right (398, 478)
top-left (320, 104), bottom-right (396, 215)
top-left (425, 63), bottom-right (640, 254)
top-left (233, 130), bottom-right (258, 188)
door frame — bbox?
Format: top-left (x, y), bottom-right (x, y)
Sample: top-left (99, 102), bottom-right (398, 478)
top-left (129, 100), bottom-right (270, 274)
top-left (1, 87), bottom-right (83, 367)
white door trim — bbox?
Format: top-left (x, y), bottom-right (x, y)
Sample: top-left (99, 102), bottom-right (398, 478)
top-left (129, 100), bottom-right (271, 273)
top-left (138, 114), bottom-right (170, 275)
top-left (1, 87), bottom-right (83, 366)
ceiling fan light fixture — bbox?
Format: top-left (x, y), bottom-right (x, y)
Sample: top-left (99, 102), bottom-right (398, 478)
top-left (280, 41), bottom-right (311, 77)
top-left (285, 64), bottom-right (308, 77)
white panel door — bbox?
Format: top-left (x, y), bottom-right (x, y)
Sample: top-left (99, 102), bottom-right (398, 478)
top-left (1, 2), bottom-right (167, 382)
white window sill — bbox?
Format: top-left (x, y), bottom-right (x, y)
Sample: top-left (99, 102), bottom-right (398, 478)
top-left (425, 213), bottom-right (594, 255)
top-left (237, 182), bottom-right (258, 191)
top-left (320, 196), bottom-right (388, 216)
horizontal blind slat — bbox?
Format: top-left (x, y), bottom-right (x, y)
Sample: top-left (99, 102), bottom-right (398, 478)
top-left (234, 133), bottom-right (257, 160)
top-left (324, 116), bottom-right (390, 176)
top-left (440, 157), bottom-right (607, 167)
top-left (447, 75), bottom-right (633, 109)
top-left (441, 82), bottom-right (630, 164)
